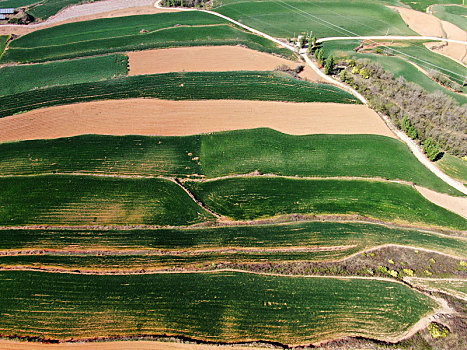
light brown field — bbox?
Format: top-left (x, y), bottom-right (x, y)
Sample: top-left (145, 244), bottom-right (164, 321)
top-left (0, 99), bottom-right (396, 142)
top-left (0, 340), bottom-right (265, 350)
top-left (415, 186), bottom-right (467, 218)
top-left (391, 6), bottom-right (467, 64)
top-left (127, 46), bottom-right (319, 81)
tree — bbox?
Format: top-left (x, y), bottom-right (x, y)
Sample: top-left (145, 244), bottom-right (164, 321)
top-left (315, 49), bottom-right (324, 66)
top-left (324, 55), bottom-right (334, 75)
top-left (423, 138), bottom-right (441, 161)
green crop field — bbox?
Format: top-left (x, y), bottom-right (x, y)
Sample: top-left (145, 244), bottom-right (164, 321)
top-left (0, 0), bottom-right (39, 8)
top-left (214, 0), bottom-right (417, 38)
top-left (1, 11), bottom-right (294, 63)
top-left (432, 4), bottom-right (467, 31)
top-left (185, 177), bottom-right (467, 230)
top-left (408, 278), bottom-right (467, 300)
top-left (321, 40), bottom-right (467, 105)
top-left (0, 271), bottom-right (437, 344)
top-left (0, 222), bottom-right (467, 262)
top-left (437, 154), bottom-right (467, 185)
top-left (0, 54), bottom-right (128, 96)
top-left (0, 175), bottom-right (213, 226)
top-left (0, 35), bottom-right (8, 57)
top-left (0, 71), bottom-right (359, 118)
top-left (0, 130), bottom-right (461, 195)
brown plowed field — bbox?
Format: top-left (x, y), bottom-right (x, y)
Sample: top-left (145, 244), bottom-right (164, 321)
top-left (0, 99), bottom-right (396, 142)
top-left (127, 46), bottom-right (319, 81)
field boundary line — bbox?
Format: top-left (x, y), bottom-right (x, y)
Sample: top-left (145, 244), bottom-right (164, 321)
top-left (317, 36), bottom-right (467, 45)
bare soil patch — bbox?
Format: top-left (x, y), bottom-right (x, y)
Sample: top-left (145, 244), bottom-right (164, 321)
top-left (127, 46), bottom-right (317, 80)
top-left (0, 99), bottom-right (396, 142)
top-left (390, 6), bottom-right (467, 64)
top-left (415, 186), bottom-right (467, 218)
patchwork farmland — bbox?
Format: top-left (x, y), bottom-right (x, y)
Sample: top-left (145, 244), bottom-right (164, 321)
top-left (0, 0), bottom-right (466, 349)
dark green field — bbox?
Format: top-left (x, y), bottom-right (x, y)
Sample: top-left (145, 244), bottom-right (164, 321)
top-left (0, 35), bottom-right (8, 57)
top-left (1, 11), bottom-right (294, 63)
top-left (0, 54), bottom-right (128, 96)
top-left (0, 175), bottom-right (212, 226)
top-left (0, 130), bottom-right (461, 195)
top-left (0, 270), bottom-right (437, 344)
top-left (185, 177), bottom-right (467, 230)
top-left (0, 71), bottom-right (359, 118)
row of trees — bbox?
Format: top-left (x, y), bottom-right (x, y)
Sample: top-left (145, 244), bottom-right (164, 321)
top-left (339, 58), bottom-right (466, 158)
top-left (161, 0), bottom-right (211, 8)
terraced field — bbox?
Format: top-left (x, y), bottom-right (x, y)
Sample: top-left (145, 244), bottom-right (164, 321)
top-left (0, 1), bottom-right (466, 348)
top-left (0, 71), bottom-right (359, 118)
top-left (214, 0), bottom-right (417, 38)
top-left (0, 54), bottom-right (128, 96)
top-left (0, 11), bottom-right (294, 63)
top-left (0, 271), bottom-right (437, 344)
top-left (0, 175), bottom-right (213, 226)
top-left (0, 130), bottom-right (461, 195)
top-left (437, 154), bottom-right (467, 185)
top-left (433, 5), bottom-right (467, 31)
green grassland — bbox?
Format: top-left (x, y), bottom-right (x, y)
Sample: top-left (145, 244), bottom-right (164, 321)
top-left (321, 40), bottom-right (467, 105)
top-left (0, 130), bottom-right (461, 195)
top-left (437, 153), bottom-right (467, 185)
top-left (0, 54), bottom-right (128, 96)
top-left (0, 175), bottom-right (213, 226)
top-left (0, 221), bottom-right (465, 264)
top-left (185, 177), bottom-right (467, 230)
top-left (0, 71), bottom-right (359, 118)
top-left (432, 5), bottom-right (467, 31)
top-left (214, 0), bottom-right (417, 38)
top-left (0, 270), bottom-right (437, 344)
top-left (1, 11), bottom-right (294, 63)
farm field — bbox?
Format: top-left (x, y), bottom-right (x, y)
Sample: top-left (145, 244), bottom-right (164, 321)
top-left (127, 46), bottom-right (317, 79)
top-left (398, 0), bottom-right (463, 12)
top-left (0, 100), bottom-right (384, 143)
top-left (0, 11), bottom-right (295, 63)
top-left (437, 153), bottom-right (467, 185)
top-left (213, 0), bottom-right (417, 38)
top-left (185, 177), bottom-right (467, 230)
top-left (321, 40), bottom-right (467, 104)
top-left (0, 0), bottom-right (466, 347)
top-left (432, 5), bottom-right (467, 31)
top-left (0, 271), bottom-right (437, 344)
top-left (0, 175), bottom-right (213, 226)
top-left (0, 130), bottom-right (463, 196)
top-left (0, 71), bottom-right (360, 118)
top-left (2, 221), bottom-right (465, 258)
top-left (0, 54), bottom-right (128, 96)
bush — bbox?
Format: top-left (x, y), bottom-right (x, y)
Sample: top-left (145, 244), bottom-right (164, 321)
top-left (401, 116), bottom-right (418, 140)
top-left (428, 322), bottom-right (450, 339)
top-left (423, 138), bottom-right (442, 161)
top-left (324, 55), bottom-right (335, 75)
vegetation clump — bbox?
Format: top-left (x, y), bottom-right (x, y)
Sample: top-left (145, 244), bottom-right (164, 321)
top-left (428, 322), bottom-right (450, 339)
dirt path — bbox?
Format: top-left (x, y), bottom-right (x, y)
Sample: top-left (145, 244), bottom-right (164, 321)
top-left (415, 186), bottom-right (467, 218)
top-left (0, 99), bottom-right (395, 142)
top-left (390, 6), bottom-right (467, 65)
top-left (127, 46), bottom-right (319, 81)
top-left (0, 0), bottom-right (174, 36)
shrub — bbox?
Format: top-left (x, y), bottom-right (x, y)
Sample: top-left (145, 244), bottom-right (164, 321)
top-left (422, 138), bottom-right (442, 161)
top-left (324, 55), bottom-right (335, 75)
top-left (401, 116), bottom-right (418, 140)
top-left (428, 322), bottom-right (450, 339)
